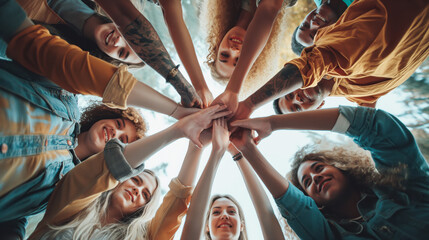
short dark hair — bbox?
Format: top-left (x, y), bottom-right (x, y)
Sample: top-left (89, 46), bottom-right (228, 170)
top-left (291, 27), bottom-right (306, 56)
top-left (273, 98), bottom-right (283, 115)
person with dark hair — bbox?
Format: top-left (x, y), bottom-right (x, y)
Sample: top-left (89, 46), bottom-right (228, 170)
top-left (16, 0), bottom-right (145, 67)
top-left (293, 0), bottom-right (351, 54)
top-left (230, 0), bottom-right (428, 120)
top-left (290, 27), bottom-right (305, 56)
top-left (231, 106), bottom-right (429, 239)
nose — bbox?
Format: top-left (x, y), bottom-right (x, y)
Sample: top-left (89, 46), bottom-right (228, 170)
top-left (311, 173), bottom-right (323, 184)
top-left (113, 35), bottom-right (125, 47)
top-left (220, 210), bottom-right (229, 219)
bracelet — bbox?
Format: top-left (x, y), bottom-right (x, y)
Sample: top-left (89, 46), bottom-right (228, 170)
top-left (169, 103), bottom-right (179, 117)
top-left (232, 152), bottom-right (243, 161)
top-left (166, 64), bottom-right (180, 82)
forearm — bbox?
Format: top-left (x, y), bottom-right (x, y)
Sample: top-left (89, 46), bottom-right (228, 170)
top-left (269, 108), bottom-right (340, 131)
top-left (177, 142), bottom-right (203, 186)
top-left (123, 124), bottom-right (183, 168)
top-left (161, 1), bottom-right (208, 92)
top-left (227, 1), bottom-right (282, 94)
top-left (244, 64), bottom-right (304, 111)
top-left (181, 151), bottom-right (223, 239)
top-left (237, 158), bottom-right (285, 240)
top-left (7, 25), bottom-right (116, 96)
top-left (241, 144), bottom-right (288, 199)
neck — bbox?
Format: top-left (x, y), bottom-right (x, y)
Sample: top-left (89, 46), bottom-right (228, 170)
top-left (82, 15), bottom-right (101, 41)
top-left (326, 0), bottom-right (348, 17)
top-left (236, 8), bottom-right (254, 30)
top-left (319, 78), bottom-right (334, 97)
top-left (326, 188), bottom-right (362, 220)
top-left (102, 209), bottom-right (119, 226)
top-left (75, 132), bottom-right (92, 160)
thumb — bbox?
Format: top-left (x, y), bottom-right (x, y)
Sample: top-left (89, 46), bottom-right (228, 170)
top-left (189, 134), bottom-right (203, 149)
top-left (231, 119), bottom-right (252, 129)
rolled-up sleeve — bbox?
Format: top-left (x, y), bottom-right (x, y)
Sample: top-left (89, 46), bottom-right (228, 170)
top-left (6, 25), bottom-right (136, 109)
top-left (104, 139), bottom-right (145, 182)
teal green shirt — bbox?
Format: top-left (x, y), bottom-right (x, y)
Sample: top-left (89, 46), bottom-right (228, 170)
top-left (276, 106), bottom-right (429, 239)
top-left (314, 0), bottom-right (354, 7)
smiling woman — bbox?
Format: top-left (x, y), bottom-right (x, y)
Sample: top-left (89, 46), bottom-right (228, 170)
top-left (205, 195), bottom-right (248, 240)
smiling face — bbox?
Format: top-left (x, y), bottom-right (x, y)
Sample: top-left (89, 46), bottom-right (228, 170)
top-left (93, 23), bottom-right (142, 64)
top-left (215, 26), bottom-right (246, 78)
top-left (109, 171), bottom-right (157, 220)
top-left (277, 86), bottom-right (325, 113)
top-left (87, 118), bottom-right (137, 155)
top-left (297, 160), bottom-right (349, 207)
top-left (207, 198), bottom-right (243, 240)
top-left (296, 4), bottom-right (339, 47)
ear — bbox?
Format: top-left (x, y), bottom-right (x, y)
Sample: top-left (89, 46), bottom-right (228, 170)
top-left (206, 224), bottom-right (210, 234)
top-left (317, 100), bottom-right (325, 109)
top-left (240, 220), bottom-right (244, 231)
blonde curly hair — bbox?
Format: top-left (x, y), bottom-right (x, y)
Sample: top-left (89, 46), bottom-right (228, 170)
top-left (200, 0), bottom-right (296, 98)
top-left (80, 103), bottom-right (147, 140)
top-left (288, 144), bottom-right (407, 194)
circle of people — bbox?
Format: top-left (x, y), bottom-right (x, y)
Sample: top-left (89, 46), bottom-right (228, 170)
top-left (1, 0), bottom-right (428, 239)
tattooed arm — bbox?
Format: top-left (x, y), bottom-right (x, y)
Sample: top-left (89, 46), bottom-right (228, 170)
top-left (232, 64), bottom-right (304, 121)
top-left (94, 0), bottom-right (201, 108)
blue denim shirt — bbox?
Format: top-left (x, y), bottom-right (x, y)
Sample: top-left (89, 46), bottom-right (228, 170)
top-left (276, 106), bottom-right (429, 239)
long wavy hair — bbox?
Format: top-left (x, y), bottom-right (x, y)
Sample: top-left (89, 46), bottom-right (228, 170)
top-left (42, 169), bottom-right (161, 240)
top-left (204, 194), bottom-right (248, 240)
top-left (79, 103), bottom-right (147, 140)
top-left (200, 0), bottom-right (296, 98)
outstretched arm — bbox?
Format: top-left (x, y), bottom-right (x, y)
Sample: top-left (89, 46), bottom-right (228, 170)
top-left (231, 64), bottom-right (305, 122)
top-left (5, 17), bottom-right (195, 118)
top-left (124, 105), bottom-right (230, 169)
top-left (159, 0), bottom-right (213, 107)
top-left (230, 145), bottom-right (285, 240)
top-left (211, 0), bottom-right (284, 114)
top-left (94, 0), bottom-right (201, 107)
top-left (181, 118), bottom-right (229, 239)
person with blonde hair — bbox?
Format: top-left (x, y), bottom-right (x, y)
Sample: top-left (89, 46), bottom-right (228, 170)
top-left (202, 0), bottom-right (295, 110)
top-left (181, 118), bottom-right (284, 239)
top-left (231, 106), bottom-right (429, 239)
top-left (30, 133), bottom-right (216, 240)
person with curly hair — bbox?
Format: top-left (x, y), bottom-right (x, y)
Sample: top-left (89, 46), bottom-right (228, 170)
top-left (231, 0), bottom-right (429, 119)
top-left (201, 0), bottom-right (295, 112)
top-left (181, 119), bottom-right (284, 240)
top-left (231, 106), bottom-right (429, 239)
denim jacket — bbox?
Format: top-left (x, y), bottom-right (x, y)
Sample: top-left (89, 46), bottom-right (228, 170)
top-left (0, 0), bottom-right (81, 236)
top-left (276, 106), bottom-right (429, 239)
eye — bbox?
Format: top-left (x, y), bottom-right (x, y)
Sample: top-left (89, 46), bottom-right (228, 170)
top-left (294, 104), bottom-right (302, 112)
top-left (132, 177), bottom-right (138, 183)
top-left (229, 210), bottom-right (236, 214)
top-left (119, 48), bottom-right (124, 58)
top-left (315, 164), bottom-right (323, 172)
top-left (220, 52), bottom-right (229, 58)
top-left (116, 120), bottom-right (121, 128)
top-left (304, 178), bottom-right (311, 188)
top-left (212, 210), bottom-right (220, 215)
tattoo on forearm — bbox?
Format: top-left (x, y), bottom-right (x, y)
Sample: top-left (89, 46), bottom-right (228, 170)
top-left (123, 15), bottom-right (174, 77)
top-left (250, 64), bottom-right (303, 107)
top-left (123, 15), bottom-right (198, 105)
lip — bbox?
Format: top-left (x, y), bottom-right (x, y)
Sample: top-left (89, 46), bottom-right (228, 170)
top-left (217, 222), bottom-right (232, 228)
top-left (229, 36), bottom-right (243, 44)
top-left (125, 189), bottom-right (134, 202)
top-left (318, 179), bottom-right (331, 193)
top-left (315, 13), bottom-right (328, 23)
top-left (103, 127), bottom-right (111, 143)
top-left (105, 30), bottom-right (114, 46)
